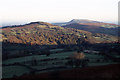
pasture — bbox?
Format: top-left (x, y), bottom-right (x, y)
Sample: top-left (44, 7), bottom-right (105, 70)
top-left (2, 49), bottom-right (118, 78)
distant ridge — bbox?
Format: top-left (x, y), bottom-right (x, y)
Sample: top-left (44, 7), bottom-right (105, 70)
top-left (1, 21), bottom-right (54, 29)
top-left (68, 19), bottom-right (102, 24)
top-left (53, 19), bottom-right (117, 27)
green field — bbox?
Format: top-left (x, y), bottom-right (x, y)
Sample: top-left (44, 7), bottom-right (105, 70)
top-left (2, 50), bottom-right (118, 78)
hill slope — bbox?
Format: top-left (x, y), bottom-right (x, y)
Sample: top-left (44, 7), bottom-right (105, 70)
top-left (53, 19), bottom-right (118, 27)
top-left (53, 19), bottom-right (118, 36)
top-left (1, 22), bottom-right (118, 45)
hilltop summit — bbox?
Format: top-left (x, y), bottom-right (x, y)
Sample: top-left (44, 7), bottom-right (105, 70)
top-left (68, 19), bottom-right (101, 24)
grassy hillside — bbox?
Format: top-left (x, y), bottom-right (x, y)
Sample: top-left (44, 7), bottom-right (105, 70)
top-left (53, 19), bottom-right (119, 36)
top-left (62, 23), bottom-right (119, 36)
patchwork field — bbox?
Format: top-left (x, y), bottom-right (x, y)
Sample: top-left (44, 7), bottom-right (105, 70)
top-left (2, 49), bottom-right (119, 78)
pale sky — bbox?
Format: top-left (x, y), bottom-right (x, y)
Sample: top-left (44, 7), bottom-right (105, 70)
top-left (0, 0), bottom-right (119, 25)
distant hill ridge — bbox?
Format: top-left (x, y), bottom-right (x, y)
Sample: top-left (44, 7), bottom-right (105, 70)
top-left (53, 19), bottom-right (118, 36)
top-left (1, 21), bottom-right (54, 29)
top-left (68, 19), bottom-right (102, 24)
top-left (53, 19), bottom-right (118, 26)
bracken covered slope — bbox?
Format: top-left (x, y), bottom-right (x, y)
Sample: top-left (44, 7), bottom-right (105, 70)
top-left (1, 22), bottom-right (118, 45)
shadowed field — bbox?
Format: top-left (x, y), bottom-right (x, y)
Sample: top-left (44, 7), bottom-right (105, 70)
top-left (2, 64), bottom-right (120, 80)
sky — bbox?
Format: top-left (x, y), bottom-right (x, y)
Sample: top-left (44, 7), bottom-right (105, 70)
top-left (0, 0), bottom-right (119, 25)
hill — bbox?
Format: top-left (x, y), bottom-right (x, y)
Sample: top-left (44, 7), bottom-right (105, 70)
top-left (1, 21), bottom-right (118, 46)
top-left (53, 19), bottom-right (119, 36)
top-left (63, 23), bottom-right (119, 36)
top-left (68, 19), bottom-right (102, 24)
top-left (53, 19), bottom-right (118, 27)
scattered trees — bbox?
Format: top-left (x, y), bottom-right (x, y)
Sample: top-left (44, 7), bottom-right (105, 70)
top-left (66, 50), bottom-right (88, 68)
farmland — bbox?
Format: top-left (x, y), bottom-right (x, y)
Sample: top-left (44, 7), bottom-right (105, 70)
top-left (2, 49), bottom-right (119, 78)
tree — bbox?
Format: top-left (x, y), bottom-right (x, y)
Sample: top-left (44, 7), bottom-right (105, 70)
top-left (72, 51), bottom-right (86, 68)
top-left (56, 40), bottom-right (61, 45)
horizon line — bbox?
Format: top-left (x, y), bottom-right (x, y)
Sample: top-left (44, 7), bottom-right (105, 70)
top-left (0, 19), bottom-right (118, 27)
